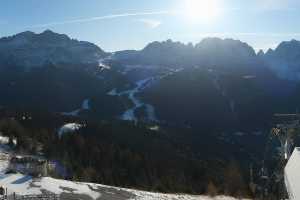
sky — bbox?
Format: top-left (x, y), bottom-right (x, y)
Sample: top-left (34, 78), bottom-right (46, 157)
top-left (1, 0), bottom-right (300, 52)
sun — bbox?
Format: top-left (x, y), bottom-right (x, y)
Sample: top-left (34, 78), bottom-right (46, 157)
top-left (184, 0), bottom-right (220, 24)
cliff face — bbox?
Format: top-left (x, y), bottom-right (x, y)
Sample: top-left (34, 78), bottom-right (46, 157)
top-left (263, 40), bottom-right (300, 81)
top-left (0, 30), bottom-right (107, 68)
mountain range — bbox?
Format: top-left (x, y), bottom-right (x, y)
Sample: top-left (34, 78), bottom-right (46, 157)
top-left (0, 30), bottom-right (299, 121)
top-left (0, 30), bottom-right (107, 68)
top-left (1, 30), bottom-right (300, 198)
top-left (1, 30), bottom-right (300, 81)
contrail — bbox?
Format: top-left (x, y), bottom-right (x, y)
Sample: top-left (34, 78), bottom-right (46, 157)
top-left (30, 11), bottom-right (172, 28)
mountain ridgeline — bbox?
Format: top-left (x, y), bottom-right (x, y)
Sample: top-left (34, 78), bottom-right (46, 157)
top-left (0, 31), bottom-right (300, 127)
top-left (1, 30), bottom-right (300, 197)
top-left (0, 30), bottom-right (107, 68)
top-left (115, 38), bottom-right (259, 70)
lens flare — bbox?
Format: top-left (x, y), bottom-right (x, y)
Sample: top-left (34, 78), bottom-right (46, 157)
top-left (184, 0), bottom-right (221, 24)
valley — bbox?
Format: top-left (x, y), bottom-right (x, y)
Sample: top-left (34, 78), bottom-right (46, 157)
top-left (0, 30), bottom-right (300, 199)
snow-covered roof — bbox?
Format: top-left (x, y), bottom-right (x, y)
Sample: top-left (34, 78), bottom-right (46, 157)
top-left (285, 147), bottom-right (300, 200)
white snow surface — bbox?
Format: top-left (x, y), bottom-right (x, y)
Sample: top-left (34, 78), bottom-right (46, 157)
top-left (82, 99), bottom-right (90, 110)
top-left (107, 67), bottom-right (184, 123)
top-left (58, 123), bottom-right (82, 138)
top-left (61, 98), bottom-right (90, 116)
top-left (108, 78), bottom-right (158, 122)
top-left (0, 172), bottom-right (250, 200)
top-left (128, 192), bottom-right (249, 200)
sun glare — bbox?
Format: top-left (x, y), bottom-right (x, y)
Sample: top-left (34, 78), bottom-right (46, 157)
top-left (184, 0), bottom-right (221, 24)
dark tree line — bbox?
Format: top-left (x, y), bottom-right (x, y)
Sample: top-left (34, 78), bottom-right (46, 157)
top-left (0, 111), bottom-right (252, 198)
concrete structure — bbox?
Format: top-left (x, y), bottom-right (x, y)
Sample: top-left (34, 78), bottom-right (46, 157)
top-left (285, 147), bottom-right (300, 200)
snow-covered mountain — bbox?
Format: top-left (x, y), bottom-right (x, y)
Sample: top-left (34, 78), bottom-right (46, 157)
top-left (0, 30), bottom-right (107, 68)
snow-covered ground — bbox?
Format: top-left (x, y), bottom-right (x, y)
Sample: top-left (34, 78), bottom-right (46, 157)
top-left (0, 136), bottom-right (250, 200)
top-left (0, 174), bottom-right (251, 200)
top-left (57, 123), bottom-right (83, 138)
top-left (108, 67), bottom-right (184, 123)
top-left (108, 78), bottom-right (158, 122)
top-left (98, 54), bottom-right (112, 72)
top-left (61, 99), bottom-right (90, 117)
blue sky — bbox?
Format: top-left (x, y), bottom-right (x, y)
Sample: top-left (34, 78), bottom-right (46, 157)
top-left (1, 0), bottom-right (300, 52)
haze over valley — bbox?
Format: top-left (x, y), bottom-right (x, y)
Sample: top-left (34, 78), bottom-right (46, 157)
top-left (2, 0), bottom-right (300, 199)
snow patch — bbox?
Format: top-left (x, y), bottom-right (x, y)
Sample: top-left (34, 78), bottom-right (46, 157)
top-left (61, 98), bottom-right (90, 117)
top-left (109, 78), bottom-right (158, 122)
top-left (58, 123), bottom-right (83, 138)
top-left (35, 177), bottom-right (100, 199)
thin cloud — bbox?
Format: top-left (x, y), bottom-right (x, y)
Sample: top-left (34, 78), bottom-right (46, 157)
top-left (29, 11), bottom-right (171, 28)
top-left (137, 19), bottom-right (162, 29)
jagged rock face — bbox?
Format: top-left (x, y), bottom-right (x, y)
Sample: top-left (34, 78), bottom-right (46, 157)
top-left (114, 38), bottom-right (260, 69)
top-left (114, 39), bottom-right (195, 67)
top-left (195, 38), bottom-right (257, 59)
top-left (257, 49), bottom-right (265, 57)
top-left (194, 38), bottom-right (258, 69)
top-left (263, 40), bottom-right (300, 81)
top-left (0, 30), bottom-right (107, 68)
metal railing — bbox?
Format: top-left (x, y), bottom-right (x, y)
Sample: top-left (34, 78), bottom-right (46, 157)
top-left (7, 194), bottom-right (59, 200)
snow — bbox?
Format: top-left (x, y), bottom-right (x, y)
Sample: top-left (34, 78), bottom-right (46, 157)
top-left (0, 144), bottom-right (249, 200)
top-left (0, 174), bottom-right (40, 195)
top-left (108, 67), bottom-right (186, 123)
top-left (61, 99), bottom-right (90, 116)
top-left (0, 173), bottom-right (100, 198)
top-left (58, 123), bottom-right (82, 138)
top-left (0, 136), bottom-right (10, 145)
top-left (98, 55), bottom-right (112, 72)
top-left (108, 67), bottom-right (185, 123)
top-left (148, 125), bottom-right (160, 131)
top-left (0, 135), bottom-right (17, 147)
top-left (81, 99), bottom-right (90, 110)
top-left (109, 78), bottom-right (158, 122)
top-left (128, 191), bottom-right (248, 200)
top-left (36, 177), bottom-right (100, 199)
top-left (0, 172), bottom-right (251, 200)
top-left (107, 88), bottom-right (118, 96)
top-left (61, 109), bottom-right (80, 117)
top-left (0, 153), bottom-right (10, 173)
top-left (285, 147), bottom-right (300, 200)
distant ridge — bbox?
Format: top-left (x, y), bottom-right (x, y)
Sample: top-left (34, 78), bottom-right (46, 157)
top-left (1, 30), bottom-right (300, 80)
top-left (0, 30), bottom-right (107, 68)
